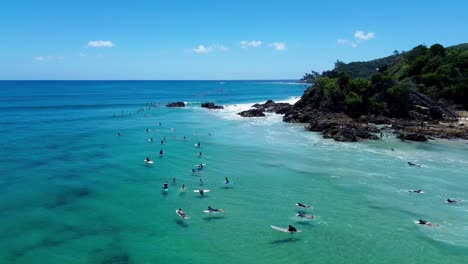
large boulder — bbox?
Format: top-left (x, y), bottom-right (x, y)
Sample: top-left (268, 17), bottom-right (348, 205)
top-left (201, 102), bottom-right (224, 109)
top-left (252, 100), bottom-right (292, 114)
top-left (166, 102), bottom-right (185, 107)
top-left (237, 109), bottom-right (265, 117)
top-left (397, 133), bottom-right (428, 142)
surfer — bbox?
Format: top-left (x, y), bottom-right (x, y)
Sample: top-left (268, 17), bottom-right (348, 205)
top-left (447, 198), bottom-right (461, 203)
top-left (288, 225), bottom-right (298, 233)
top-left (163, 181), bottom-right (169, 189)
top-left (198, 152), bottom-right (202, 157)
top-left (297, 202), bottom-right (310, 208)
top-left (158, 122), bottom-right (162, 126)
top-left (391, 148), bottom-right (395, 151)
top-left (183, 136), bottom-right (187, 140)
top-left (408, 190), bottom-right (423, 193)
top-left (149, 138), bottom-right (153, 142)
top-left (173, 177), bottom-right (176, 183)
top-left (177, 209), bottom-right (187, 218)
top-left (225, 177), bottom-right (229, 184)
top-left (199, 189), bottom-right (204, 196)
top-left (146, 128), bottom-right (150, 132)
top-left (116, 132), bottom-right (121, 136)
top-left (145, 157), bottom-right (151, 162)
top-left (196, 142), bottom-right (201, 147)
top-left (160, 149), bottom-right (163, 155)
top-left (192, 168), bottom-right (197, 175)
top-left (198, 164), bottom-right (204, 169)
top-left (181, 184), bottom-right (186, 190)
top-left (417, 219), bottom-right (438, 227)
top-left (408, 162), bottom-right (421, 167)
top-left (160, 140), bottom-right (164, 144)
top-left (208, 206), bottom-right (222, 212)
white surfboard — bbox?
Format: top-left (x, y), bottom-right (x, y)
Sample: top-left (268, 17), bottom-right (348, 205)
top-left (296, 213), bottom-right (314, 219)
top-left (144, 160), bottom-right (154, 164)
top-left (193, 190), bottom-right (210, 193)
top-left (203, 209), bottom-right (225, 213)
top-left (270, 225), bottom-right (301, 233)
top-left (176, 210), bottom-right (189, 219)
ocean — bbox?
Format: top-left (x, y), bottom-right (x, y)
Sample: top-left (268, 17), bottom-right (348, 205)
top-left (0, 81), bottom-right (467, 264)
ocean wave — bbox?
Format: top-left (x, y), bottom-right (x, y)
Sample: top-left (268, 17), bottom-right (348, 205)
top-left (206, 96), bottom-right (300, 122)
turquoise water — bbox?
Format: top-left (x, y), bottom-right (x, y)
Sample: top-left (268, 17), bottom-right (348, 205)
top-left (0, 81), bottom-right (467, 264)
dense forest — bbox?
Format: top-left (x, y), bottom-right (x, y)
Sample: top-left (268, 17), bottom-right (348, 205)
top-left (300, 43), bottom-right (468, 118)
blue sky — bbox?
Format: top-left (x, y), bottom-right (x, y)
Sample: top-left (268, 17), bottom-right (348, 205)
top-left (0, 0), bottom-right (467, 80)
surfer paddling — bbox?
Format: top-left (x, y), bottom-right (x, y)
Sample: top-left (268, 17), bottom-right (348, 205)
top-left (416, 219), bottom-right (439, 227)
top-left (447, 198), bottom-right (461, 204)
top-left (296, 202), bottom-right (311, 209)
top-left (177, 209), bottom-right (188, 218)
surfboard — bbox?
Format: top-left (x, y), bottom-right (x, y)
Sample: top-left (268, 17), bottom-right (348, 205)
top-left (296, 213), bottom-right (314, 219)
top-left (270, 225), bottom-right (301, 233)
top-left (195, 163), bottom-right (206, 167)
top-left (144, 160), bottom-right (154, 164)
top-left (408, 190), bottom-right (424, 193)
top-left (203, 209), bottom-right (225, 213)
top-left (163, 187), bottom-right (169, 191)
top-left (193, 190), bottom-right (210, 193)
top-left (176, 210), bottom-right (189, 219)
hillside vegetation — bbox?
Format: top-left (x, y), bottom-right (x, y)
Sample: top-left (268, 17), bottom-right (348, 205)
top-left (300, 43), bottom-right (468, 118)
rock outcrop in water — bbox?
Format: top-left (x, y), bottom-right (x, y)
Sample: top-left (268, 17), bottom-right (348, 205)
top-left (396, 133), bottom-right (428, 142)
top-left (201, 102), bottom-right (224, 109)
top-left (238, 109), bottom-right (265, 117)
top-left (166, 102), bottom-right (185, 107)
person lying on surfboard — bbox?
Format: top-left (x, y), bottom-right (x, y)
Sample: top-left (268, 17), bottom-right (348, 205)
top-left (417, 219), bottom-right (439, 227)
top-left (207, 206), bottom-right (224, 212)
top-left (177, 209), bottom-right (187, 218)
top-left (296, 202), bottom-right (310, 208)
top-left (447, 198), bottom-right (461, 204)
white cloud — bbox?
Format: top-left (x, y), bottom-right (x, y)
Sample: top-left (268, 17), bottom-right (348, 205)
top-left (87, 40), bottom-right (115, 48)
top-left (337, 30), bottom-right (375, 48)
top-left (271, 42), bottom-right (286, 51)
top-left (354, 30), bottom-right (375, 41)
top-left (34, 55), bottom-right (64, 62)
top-left (337, 39), bottom-right (357, 48)
top-left (192, 44), bottom-right (228, 54)
top-left (240, 40), bottom-right (262, 48)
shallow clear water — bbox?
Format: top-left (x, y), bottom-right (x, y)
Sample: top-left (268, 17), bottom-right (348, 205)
top-left (0, 81), bottom-right (467, 264)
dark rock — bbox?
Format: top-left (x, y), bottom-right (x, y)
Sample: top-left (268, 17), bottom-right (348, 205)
top-left (252, 100), bottom-right (292, 114)
top-left (237, 109), bottom-right (265, 117)
top-left (201, 102), bottom-right (224, 109)
top-left (166, 102), bottom-right (185, 107)
top-left (397, 133), bottom-right (428, 142)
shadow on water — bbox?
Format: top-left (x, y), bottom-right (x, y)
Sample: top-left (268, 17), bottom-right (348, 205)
top-left (271, 237), bottom-right (301, 244)
top-left (46, 186), bottom-right (93, 209)
top-left (175, 219), bottom-right (189, 228)
top-left (161, 190), bottom-right (169, 196)
top-left (203, 215), bottom-right (225, 221)
top-left (295, 221), bottom-right (314, 226)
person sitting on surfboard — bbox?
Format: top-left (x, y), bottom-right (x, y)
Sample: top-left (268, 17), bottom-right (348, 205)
top-left (447, 198), bottom-right (461, 203)
top-left (146, 157), bottom-right (151, 162)
top-left (288, 225), bottom-right (297, 233)
top-left (177, 209), bottom-right (186, 218)
top-left (160, 140), bottom-right (164, 144)
top-left (149, 138), bottom-right (153, 142)
top-left (199, 189), bottom-right (204, 196)
top-left (181, 184), bottom-right (186, 190)
top-left (225, 177), bottom-right (229, 184)
top-left (116, 132), bottom-right (121, 136)
top-left (163, 181), bottom-right (169, 189)
top-left (196, 142), bottom-right (201, 147)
